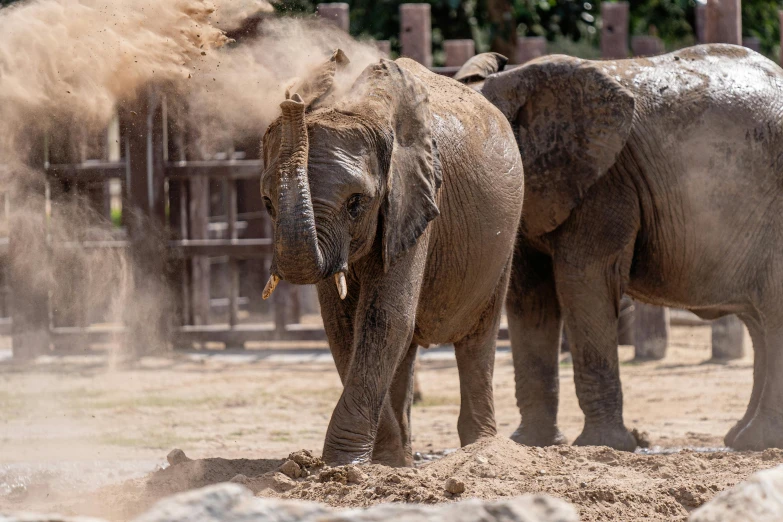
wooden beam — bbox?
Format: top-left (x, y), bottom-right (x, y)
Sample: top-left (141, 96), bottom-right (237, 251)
top-left (46, 162), bottom-right (126, 182)
top-left (165, 160), bottom-right (262, 180)
top-left (170, 239), bottom-right (272, 258)
top-left (400, 4), bottom-right (432, 67)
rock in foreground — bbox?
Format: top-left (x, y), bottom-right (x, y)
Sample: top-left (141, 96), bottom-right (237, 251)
top-left (133, 483), bottom-right (577, 522)
top-left (690, 464), bottom-right (783, 522)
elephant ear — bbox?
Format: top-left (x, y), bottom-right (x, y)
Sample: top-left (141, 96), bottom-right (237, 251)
top-left (482, 55), bottom-right (635, 237)
top-left (288, 49), bottom-right (350, 109)
top-left (453, 52), bottom-right (508, 84)
top-left (360, 59), bottom-right (441, 270)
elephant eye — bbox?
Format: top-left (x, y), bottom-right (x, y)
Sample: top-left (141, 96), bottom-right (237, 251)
top-left (346, 193), bottom-right (365, 219)
top-left (263, 196), bottom-right (276, 219)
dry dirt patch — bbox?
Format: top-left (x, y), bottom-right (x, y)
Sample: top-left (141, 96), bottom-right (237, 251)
top-left (0, 325), bottom-right (772, 521)
top-left (34, 438), bottom-right (783, 522)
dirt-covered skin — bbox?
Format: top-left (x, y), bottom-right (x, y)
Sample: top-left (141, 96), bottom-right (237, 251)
top-left (458, 44), bottom-right (783, 451)
top-left (261, 52), bottom-right (523, 466)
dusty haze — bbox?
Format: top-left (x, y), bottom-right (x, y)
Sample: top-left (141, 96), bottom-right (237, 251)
top-left (0, 0), bottom-right (382, 362)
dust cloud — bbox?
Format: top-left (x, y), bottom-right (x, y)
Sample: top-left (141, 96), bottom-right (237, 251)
top-left (185, 16), bottom-right (383, 153)
top-left (0, 0), bottom-right (382, 360)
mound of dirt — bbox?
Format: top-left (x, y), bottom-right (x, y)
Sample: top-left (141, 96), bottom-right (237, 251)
top-left (34, 437), bottom-right (783, 521)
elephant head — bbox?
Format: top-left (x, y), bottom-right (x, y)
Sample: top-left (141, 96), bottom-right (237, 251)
top-left (456, 54), bottom-right (635, 237)
top-left (261, 49), bottom-right (441, 298)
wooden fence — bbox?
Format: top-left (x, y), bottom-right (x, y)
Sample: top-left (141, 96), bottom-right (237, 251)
top-left (2, 1), bottom-right (766, 358)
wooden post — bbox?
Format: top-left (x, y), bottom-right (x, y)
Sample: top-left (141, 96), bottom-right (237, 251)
top-left (617, 296), bottom-right (635, 346)
top-left (317, 3), bottom-right (350, 32)
top-left (124, 90), bottom-right (166, 230)
top-left (274, 281), bottom-right (290, 339)
top-left (167, 102), bottom-right (191, 329)
top-left (601, 2), bottom-right (629, 59)
top-left (226, 179), bottom-right (240, 330)
top-left (696, 3), bottom-right (707, 44)
top-left (400, 3), bottom-right (432, 67)
top-left (11, 137), bottom-right (50, 359)
top-left (516, 36), bottom-right (547, 64)
top-left (631, 35), bottom-right (665, 57)
top-left (412, 357), bottom-right (423, 403)
top-left (712, 316), bottom-right (745, 360)
top-left (633, 303), bottom-right (669, 360)
top-left (375, 40), bottom-right (392, 57)
top-left (705, 0), bottom-right (741, 45)
top-left (443, 39), bottom-right (475, 67)
top-left (189, 177), bottom-right (211, 326)
top-left (122, 88), bottom-right (169, 355)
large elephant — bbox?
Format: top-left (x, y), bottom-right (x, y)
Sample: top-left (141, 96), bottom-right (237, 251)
top-left (456, 44), bottom-right (783, 451)
top-left (261, 50), bottom-right (524, 465)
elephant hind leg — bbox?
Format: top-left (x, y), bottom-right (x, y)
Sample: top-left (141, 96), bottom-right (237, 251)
top-left (732, 322), bottom-right (783, 450)
top-left (724, 314), bottom-right (766, 447)
top-left (453, 259), bottom-right (512, 446)
top-left (555, 255), bottom-right (637, 452)
top-left (506, 242), bottom-right (567, 447)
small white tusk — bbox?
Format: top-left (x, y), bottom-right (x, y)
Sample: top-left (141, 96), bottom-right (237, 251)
top-left (262, 274), bottom-right (280, 300)
top-left (335, 272), bottom-right (347, 300)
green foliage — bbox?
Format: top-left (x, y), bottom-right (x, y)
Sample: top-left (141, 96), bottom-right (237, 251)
top-left (547, 34), bottom-right (602, 57)
top-left (512, 0), bottom-right (598, 43)
top-left (273, 0), bottom-right (783, 62)
top-left (271, 0), bottom-right (597, 61)
top-left (349, 0), bottom-right (481, 59)
top-left (743, 0), bottom-right (781, 59)
top-left (627, 0), bottom-right (695, 45)
top-left (111, 208), bottom-right (122, 229)
top-left (0, 0), bottom-right (20, 6)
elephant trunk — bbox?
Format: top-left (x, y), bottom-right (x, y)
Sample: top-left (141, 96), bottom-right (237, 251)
top-left (274, 93), bottom-right (328, 285)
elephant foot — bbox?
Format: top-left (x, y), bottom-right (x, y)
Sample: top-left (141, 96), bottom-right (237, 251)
top-left (322, 448), bottom-right (372, 467)
top-left (322, 438), bottom-right (374, 466)
top-left (510, 423), bottom-right (568, 447)
top-left (731, 413), bottom-right (783, 451)
top-left (371, 446), bottom-right (412, 467)
top-left (573, 424), bottom-right (637, 452)
top-left (724, 418), bottom-right (751, 447)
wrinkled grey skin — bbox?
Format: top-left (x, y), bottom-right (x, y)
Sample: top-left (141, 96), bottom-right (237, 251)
top-left (458, 44), bottom-right (783, 451)
top-left (261, 52), bottom-right (524, 466)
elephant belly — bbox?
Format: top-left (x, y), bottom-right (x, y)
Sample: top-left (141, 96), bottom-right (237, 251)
top-left (409, 81), bottom-right (524, 346)
top-left (413, 178), bottom-right (522, 346)
top-left (628, 113), bottom-right (783, 312)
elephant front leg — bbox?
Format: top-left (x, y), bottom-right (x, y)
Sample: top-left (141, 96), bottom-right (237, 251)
top-left (555, 259), bottom-right (636, 452)
top-left (372, 343), bottom-right (418, 466)
top-left (317, 276), bottom-right (407, 465)
top-left (321, 246), bottom-right (425, 466)
top-left (506, 246), bottom-right (567, 446)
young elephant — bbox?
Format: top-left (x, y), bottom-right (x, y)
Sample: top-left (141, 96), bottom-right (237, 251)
top-left (261, 50), bottom-right (524, 466)
top-left (457, 44), bottom-right (783, 451)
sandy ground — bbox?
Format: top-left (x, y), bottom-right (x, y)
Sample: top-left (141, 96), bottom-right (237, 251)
top-left (1, 324), bottom-right (780, 521)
